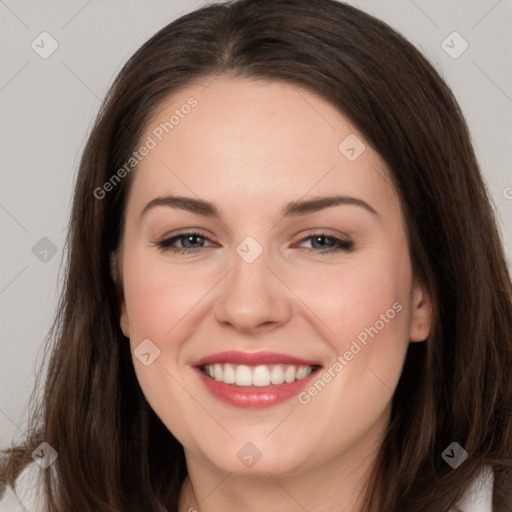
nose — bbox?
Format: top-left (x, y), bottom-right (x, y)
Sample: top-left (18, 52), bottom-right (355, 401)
top-left (214, 246), bottom-right (292, 335)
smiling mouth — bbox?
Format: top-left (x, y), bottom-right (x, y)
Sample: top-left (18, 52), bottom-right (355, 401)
top-left (200, 363), bottom-right (321, 387)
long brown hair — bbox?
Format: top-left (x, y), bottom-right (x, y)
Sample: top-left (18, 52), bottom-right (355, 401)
top-left (2, 0), bottom-right (512, 510)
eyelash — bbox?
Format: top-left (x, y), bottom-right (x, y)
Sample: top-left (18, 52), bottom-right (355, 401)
top-left (154, 231), bottom-right (354, 255)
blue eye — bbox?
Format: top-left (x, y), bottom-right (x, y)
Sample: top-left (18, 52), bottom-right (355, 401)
top-left (297, 234), bottom-right (354, 254)
top-left (154, 232), bottom-right (354, 255)
top-left (155, 232), bottom-right (213, 254)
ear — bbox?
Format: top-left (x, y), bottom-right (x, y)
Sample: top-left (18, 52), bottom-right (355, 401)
top-left (110, 251), bottom-right (130, 338)
top-left (409, 278), bottom-right (433, 342)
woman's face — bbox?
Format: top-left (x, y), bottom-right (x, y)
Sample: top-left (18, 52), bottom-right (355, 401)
top-left (114, 77), bottom-right (431, 477)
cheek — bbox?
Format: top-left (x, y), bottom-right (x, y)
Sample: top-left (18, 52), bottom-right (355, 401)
top-left (289, 248), bottom-right (412, 449)
top-left (335, 251), bottom-right (412, 395)
top-left (122, 250), bottom-right (208, 340)
top-left (122, 251), bottom-right (208, 437)
top-left (290, 246), bottom-right (412, 357)
top-left (295, 248), bottom-right (413, 426)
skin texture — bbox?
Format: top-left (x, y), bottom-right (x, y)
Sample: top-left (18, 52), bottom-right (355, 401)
top-left (113, 77), bottom-right (432, 512)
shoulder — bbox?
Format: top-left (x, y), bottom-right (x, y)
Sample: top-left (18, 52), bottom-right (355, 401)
top-left (0, 461), bottom-right (45, 512)
top-left (453, 465), bottom-right (494, 512)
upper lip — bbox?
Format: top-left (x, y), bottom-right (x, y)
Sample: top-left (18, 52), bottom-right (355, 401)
top-left (192, 351), bottom-right (322, 368)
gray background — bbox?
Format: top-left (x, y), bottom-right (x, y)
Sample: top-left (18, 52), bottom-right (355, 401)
top-left (1, 0), bottom-right (511, 447)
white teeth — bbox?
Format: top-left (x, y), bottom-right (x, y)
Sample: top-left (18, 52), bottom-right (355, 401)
top-left (235, 365), bottom-right (252, 386)
top-left (252, 365), bottom-right (271, 387)
top-left (203, 363), bottom-right (315, 386)
top-left (270, 365), bottom-right (285, 385)
top-left (284, 365), bottom-right (296, 383)
top-left (223, 363), bottom-right (235, 384)
top-left (296, 366), bottom-right (309, 380)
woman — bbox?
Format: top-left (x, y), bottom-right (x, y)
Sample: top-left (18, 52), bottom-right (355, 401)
top-left (1, 0), bottom-right (511, 510)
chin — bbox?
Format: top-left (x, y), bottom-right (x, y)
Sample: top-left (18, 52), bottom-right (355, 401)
top-left (196, 438), bottom-right (314, 477)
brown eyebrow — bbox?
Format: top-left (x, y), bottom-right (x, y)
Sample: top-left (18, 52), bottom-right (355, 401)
top-left (140, 194), bottom-right (379, 221)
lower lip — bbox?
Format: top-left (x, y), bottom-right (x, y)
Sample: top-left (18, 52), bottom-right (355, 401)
top-left (195, 368), bottom-right (320, 409)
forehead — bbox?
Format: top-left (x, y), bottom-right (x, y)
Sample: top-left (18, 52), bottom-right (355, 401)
top-left (127, 77), bottom-right (400, 219)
